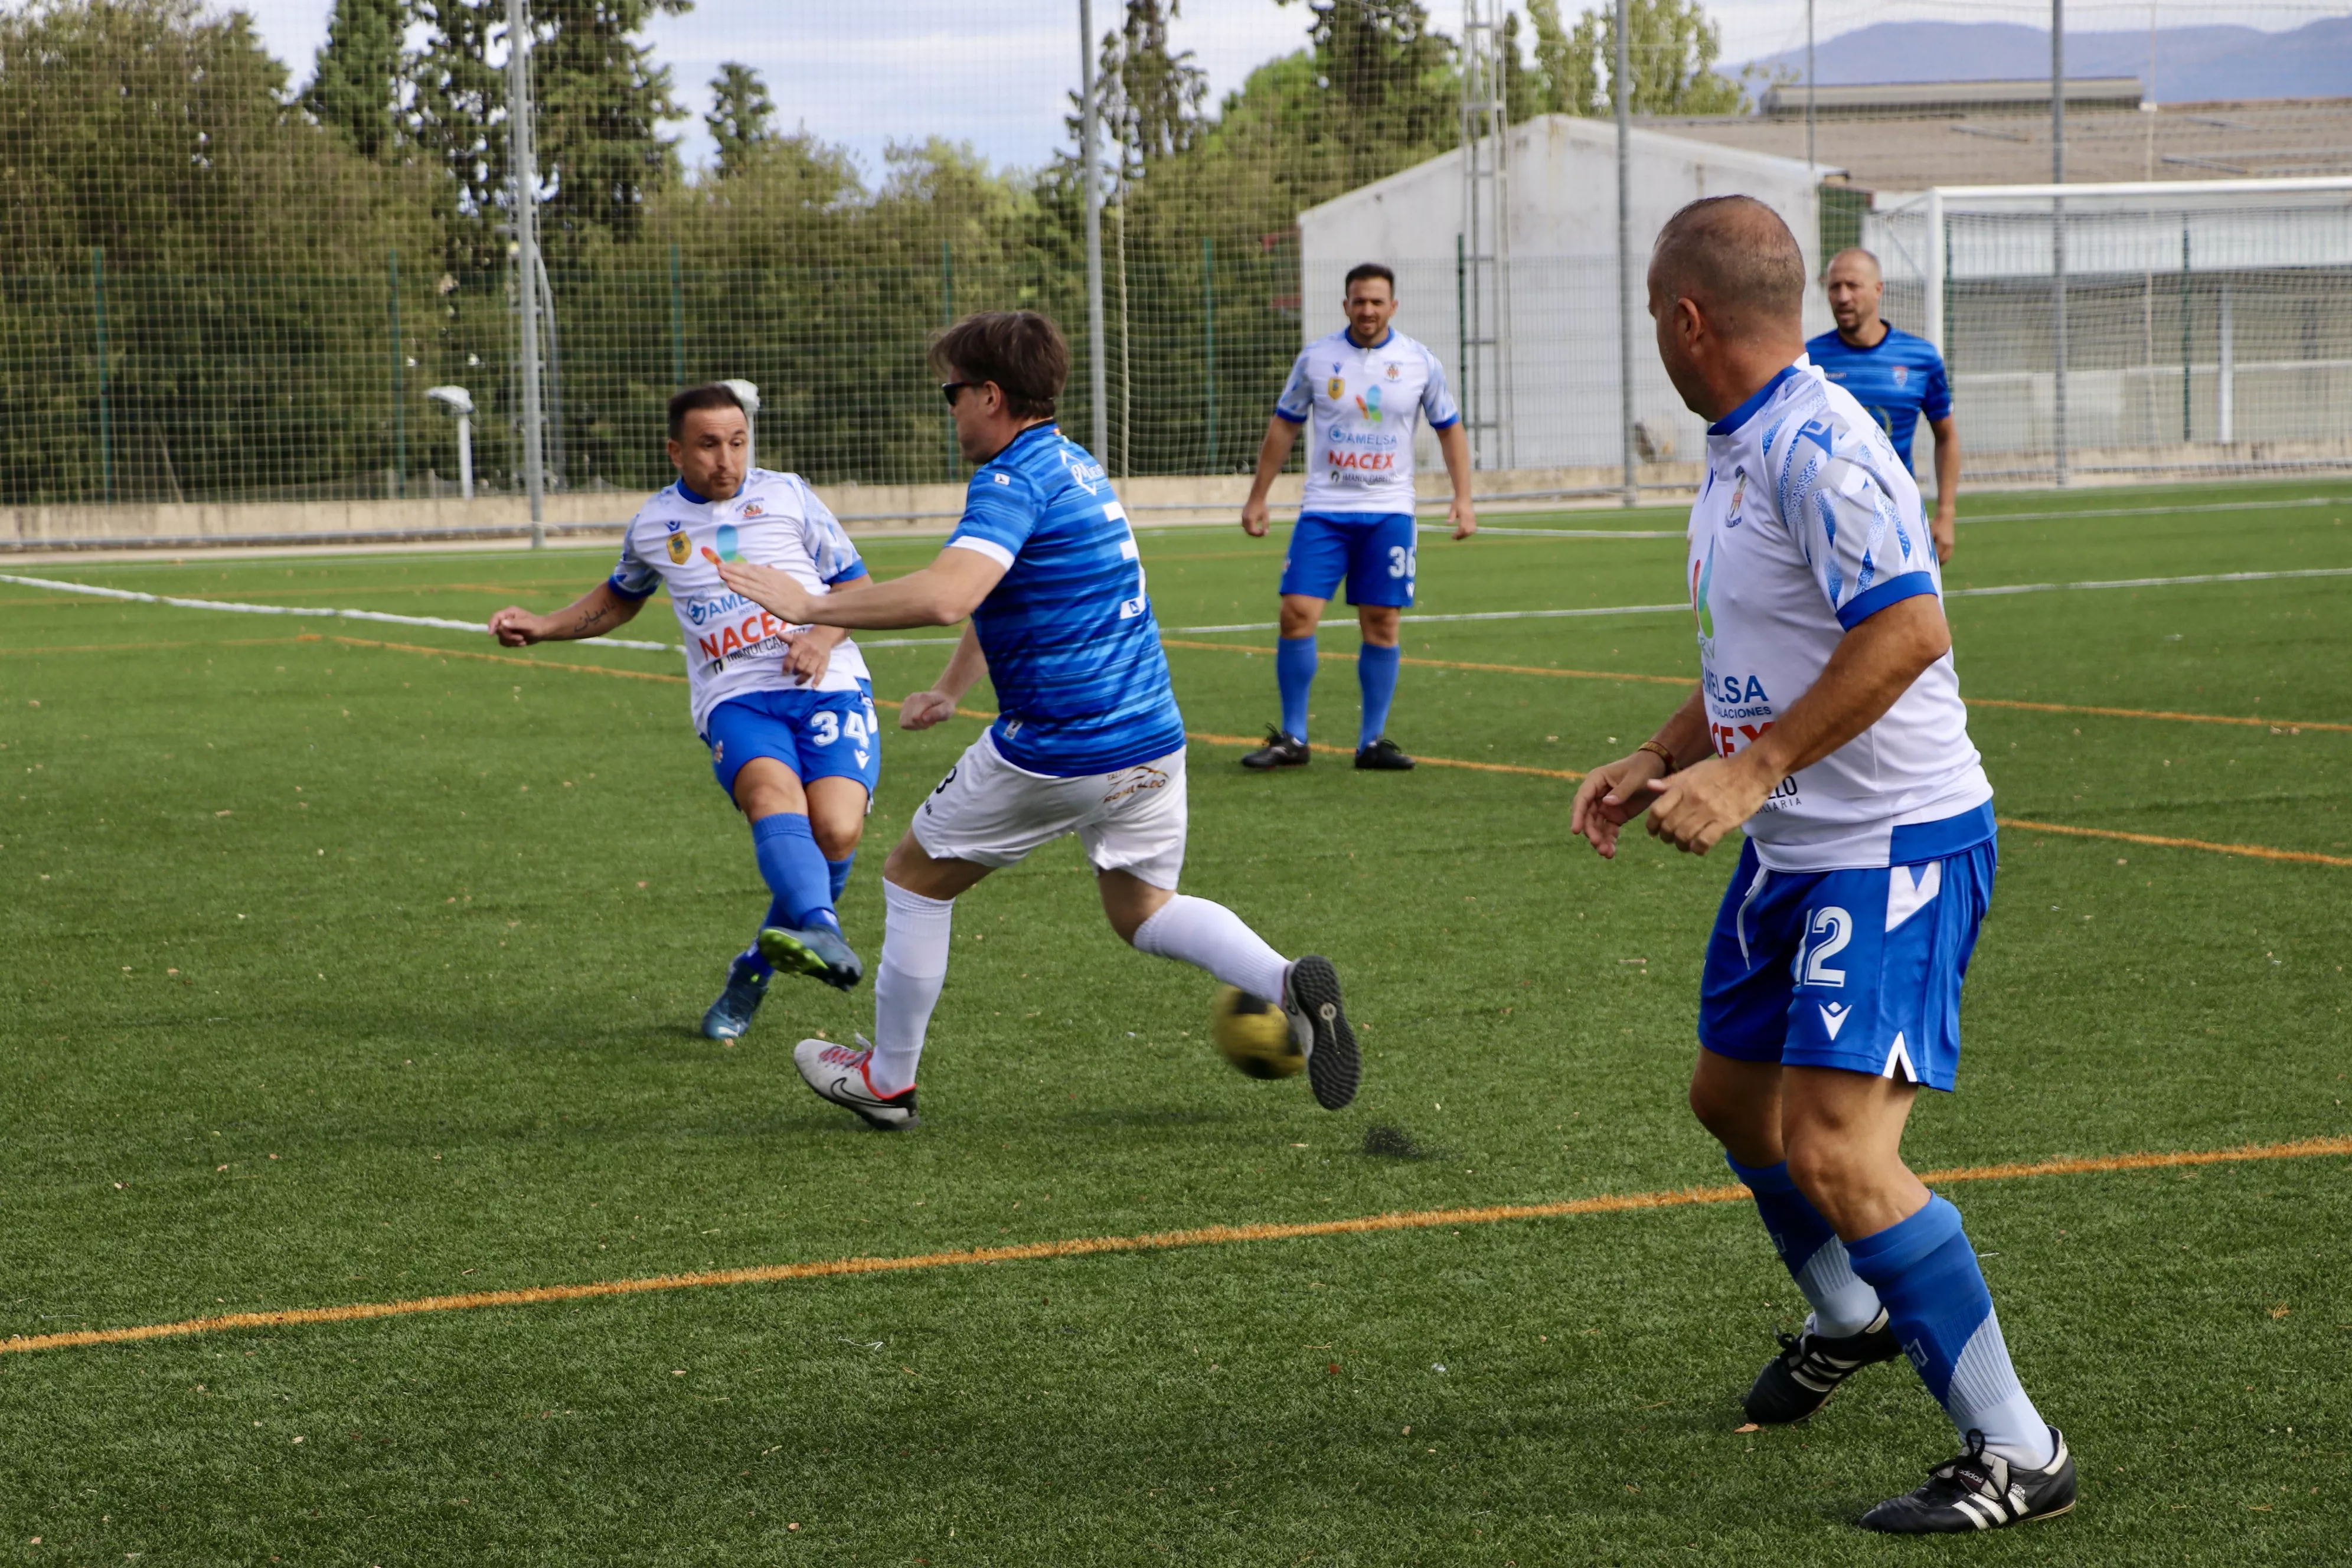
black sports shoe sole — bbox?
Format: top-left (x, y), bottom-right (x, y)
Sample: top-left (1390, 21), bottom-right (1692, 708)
top-left (1353, 747), bottom-right (1416, 771)
top-left (1288, 955), bottom-right (1360, 1110)
top-left (1240, 751), bottom-right (1310, 770)
top-left (759, 927), bottom-right (864, 992)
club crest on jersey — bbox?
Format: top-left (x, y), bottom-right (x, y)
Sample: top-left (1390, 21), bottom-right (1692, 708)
top-left (1383, 361), bottom-right (1401, 381)
top-left (1327, 375), bottom-right (1345, 399)
top-left (740, 501), bottom-right (765, 518)
top-left (1891, 365), bottom-right (1909, 388)
top-left (1724, 471), bottom-right (1747, 531)
top-left (666, 532), bottom-right (691, 564)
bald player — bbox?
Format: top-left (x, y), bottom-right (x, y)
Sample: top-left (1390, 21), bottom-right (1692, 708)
top-left (1570, 195), bottom-right (2075, 1533)
top-left (1808, 249), bottom-right (1959, 562)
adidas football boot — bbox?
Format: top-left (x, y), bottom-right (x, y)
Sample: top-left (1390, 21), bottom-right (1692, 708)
top-left (757, 922), bottom-right (864, 991)
top-left (1281, 955), bottom-right (1360, 1111)
top-left (1240, 726), bottom-right (1311, 770)
top-left (1744, 1308), bottom-right (1903, 1424)
top-left (1860, 1427), bottom-right (2077, 1534)
top-left (700, 952), bottom-right (772, 1040)
top-left (793, 1038), bottom-right (919, 1131)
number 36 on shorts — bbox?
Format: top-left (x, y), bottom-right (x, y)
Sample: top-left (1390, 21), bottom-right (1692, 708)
top-left (1387, 544), bottom-right (1417, 580)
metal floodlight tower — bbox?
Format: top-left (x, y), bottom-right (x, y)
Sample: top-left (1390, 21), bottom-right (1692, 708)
top-left (721, 378), bottom-right (762, 472)
top-left (506, 0), bottom-right (545, 547)
top-left (425, 386), bottom-right (475, 500)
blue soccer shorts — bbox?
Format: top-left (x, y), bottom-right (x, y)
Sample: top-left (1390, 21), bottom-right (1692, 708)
top-left (703, 681), bottom-right (881, 801)
top-left (1279, 511), bottom-right (1419, 608)
top-left (1696, 834), bottom-right (1998, 1092)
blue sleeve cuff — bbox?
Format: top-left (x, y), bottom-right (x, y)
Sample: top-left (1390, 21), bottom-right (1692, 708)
top-left (825, 561), bottom-right (869, 586)
top-left (607, 574), bottom-right (656, 602)
top-left (1427, 414), bottom-right (1461, 431)
top-left (1835, 569), bottom-right (1938, 630)
top-left (1922, 401), bottom-right (1953, 423)
top-left (1273, 407), bottom-right (1308, 424)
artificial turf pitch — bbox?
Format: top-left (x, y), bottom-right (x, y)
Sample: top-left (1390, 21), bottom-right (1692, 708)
top-left (1, 479), bottom-right (2346, 1563)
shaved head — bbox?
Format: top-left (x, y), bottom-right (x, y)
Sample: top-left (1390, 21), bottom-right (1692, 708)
top-left (1648, 195), bottom-right (1806, 342)
top-left (1825, 247), bottom-right (1882, 283)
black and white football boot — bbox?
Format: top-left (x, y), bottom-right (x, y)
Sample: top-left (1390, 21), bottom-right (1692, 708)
top-left (1280, 955), bottom-right (1359, 1111)
top-left (1239, 726), bottom-right (1311, 771)
top-left (793, 1037), bottom-right (919, 1131)
top-left (1743, 1308), bottom-right (1904, 1424)
top-left (1860, 1427), bottom-right (2077, 1534)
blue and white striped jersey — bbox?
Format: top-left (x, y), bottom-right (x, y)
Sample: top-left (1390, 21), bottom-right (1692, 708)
top-left (944, 424), bottom-right (1187, 777)
top-left (1275, 327), bottom-right (1460, 514)
top-left (1687, 358), bottom-right (1991, 871)
top-left (1804, 326), bottom-right (1951, 470)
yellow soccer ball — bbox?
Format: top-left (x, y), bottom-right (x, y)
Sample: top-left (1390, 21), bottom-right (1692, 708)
top-left (1211, 984), bottom-right (1302, 1080)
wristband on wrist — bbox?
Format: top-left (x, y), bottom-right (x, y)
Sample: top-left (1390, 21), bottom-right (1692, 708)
top-left (1636, 739), bottom-right (1680, 775)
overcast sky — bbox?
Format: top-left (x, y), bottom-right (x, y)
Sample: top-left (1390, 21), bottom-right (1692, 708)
top-left (233, 1), bottom-right (2314, 179)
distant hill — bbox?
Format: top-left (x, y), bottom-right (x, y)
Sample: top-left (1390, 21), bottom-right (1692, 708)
top-left (1740, 18), bottom-right (2352, 103)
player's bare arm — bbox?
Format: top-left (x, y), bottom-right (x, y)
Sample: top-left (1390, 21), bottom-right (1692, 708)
top-left (1569, 688), bottom-right (1709, 858)
top-left (718, 546), bottom-right (1004, 632)
top-left (1928, 414), bottom-right (1960, 562)
top-left (1436, 421), bottom-right (1477, 539)
top-left (900, 625), bottom-right (988, 731)
top-left (775, 575), bottom-right (873, 684)
top-left (486, 580), bottom-right (643, 646)
top-left (1644, 594), bottom-right (1952, 855)
top-left (1240, 414), bottom-right (1300, 537)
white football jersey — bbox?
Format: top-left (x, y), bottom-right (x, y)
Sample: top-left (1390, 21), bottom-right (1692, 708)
top-left (1687, 358), bottom-right (1993, 872)
top-left (609, 468), bottom-right (872, 733)
top-left (1276, 327), bottom-right (1461, 514)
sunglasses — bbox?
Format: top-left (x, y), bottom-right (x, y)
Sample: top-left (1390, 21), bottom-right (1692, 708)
top-left (940, 380), bottom-right (992, 407)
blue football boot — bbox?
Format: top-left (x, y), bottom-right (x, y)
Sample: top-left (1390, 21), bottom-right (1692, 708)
top-left (700, 952), bottom-right (772, 1040)
top-left (757, 923), bottom-right (864, 992)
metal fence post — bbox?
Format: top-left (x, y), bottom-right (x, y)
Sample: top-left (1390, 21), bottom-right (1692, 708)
top-left (92, 246), bottom-right (111, 503)
top-left (508, 0), bottom-right (545, 545)
top-left (390, 247), bottom-right (404, 499)
top-left (2050, 0), bottom-right (2068, 486)
top-left (942, 239), bottom-right (956, 477)
top-left (1615, 0), bottom-right (1636, 507)
top-left (669, 241), bottom-right (684, 390)
top-left (1202, 236), bottom-right (1216, 472)
top-left (2180, 223), bottom-right (2191, 442)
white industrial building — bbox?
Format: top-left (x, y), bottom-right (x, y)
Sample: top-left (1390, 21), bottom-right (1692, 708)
top-left (1298, 114), bottom-right (1831, 477)
top-left (1299, 90), bottom-right (2352, 486)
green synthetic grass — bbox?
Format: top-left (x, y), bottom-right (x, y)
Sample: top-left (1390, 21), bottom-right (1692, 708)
top-left (1, 478), bottom-right (2347, 1563)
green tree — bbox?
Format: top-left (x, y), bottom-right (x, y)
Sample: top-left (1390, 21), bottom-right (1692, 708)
top-left (409, 0), bottom-right (509, 268)
top-left (1530, 0), bottom-right (1745, 117)
top-left (529, 0), bottom-right (690, 251)
top-left (305, 0), bottom-right (411, 161)
top-left (705, 61), bottom-right (773, 179)
top-left (1280, 0), bottom-right (1456, 167)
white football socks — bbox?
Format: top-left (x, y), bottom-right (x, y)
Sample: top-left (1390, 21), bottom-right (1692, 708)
top-left (1797, 1237), bottom-right (1886, 1340)
top-left (868, 880), bottom-right (955, 1096)
top-left (1131, 894), bottom-right (1291, 1003)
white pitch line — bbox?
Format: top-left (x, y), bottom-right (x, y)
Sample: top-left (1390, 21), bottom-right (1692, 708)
top-left (0, 572), bottom-right (680, 652)
top-left (14, 562), bottom-right (2348, 653)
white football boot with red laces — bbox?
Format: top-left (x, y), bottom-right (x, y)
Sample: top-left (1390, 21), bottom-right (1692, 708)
top-left (792, 1037), bottom-right (920, 1131)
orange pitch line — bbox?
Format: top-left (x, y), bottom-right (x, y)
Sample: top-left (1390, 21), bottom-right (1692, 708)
top-left (1998, 816), bottom-right (2352, 869)
top-left (1972, 696), bottom-right (2350, 735)
top-left (4, 1135), bottom-right (2344, 1359)
top-left (1157, 638), bottom-right (1688, 688)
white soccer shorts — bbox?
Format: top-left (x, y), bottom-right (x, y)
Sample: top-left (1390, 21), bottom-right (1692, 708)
top-left (911, 733), bottom-right (1188, 889)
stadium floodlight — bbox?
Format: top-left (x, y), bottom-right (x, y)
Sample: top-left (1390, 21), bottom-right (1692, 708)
top-left (720, 378), bottom-right (761, 471)
top-left (424, 385), bottom-right (475, 501)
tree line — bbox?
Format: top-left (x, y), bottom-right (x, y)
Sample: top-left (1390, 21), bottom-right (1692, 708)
top-left (0, 0), bottom-right (1748, 505)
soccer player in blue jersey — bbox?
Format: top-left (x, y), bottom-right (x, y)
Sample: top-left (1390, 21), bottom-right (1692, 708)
top-left (714, 311), bottom-right (1360, 1129)
top-left (1572, 198), bottom-right (2073, 1533)
top-left (1808, 249), bottom-right (1960, 562)
top-left (1237, 263), bottom-right (1475, 772)
top-left (487, 384), bottom-right (873, 1040)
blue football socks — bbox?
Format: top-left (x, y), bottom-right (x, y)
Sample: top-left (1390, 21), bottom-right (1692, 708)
top-left (750, 811), bottom-right (839, 936)
top-left (1727, 1154), bottom-right (1884, 1337)
top-left (1275, 635), bottom-right (1318, 743)
top-left (1846, 1194), bottom-right (2054, 1469)
top-left (827, 852), bottom-right (856, 906)
top-left (1357, 643), bottom-right (1401, 749)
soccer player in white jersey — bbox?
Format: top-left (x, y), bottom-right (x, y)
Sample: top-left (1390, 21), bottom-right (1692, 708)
top-left (487, 384), bottom-right (876, 1040)
top-left (1570, 198), bottom-right (2076, 1533)
top-left (1237, 262), bottom-right (1475, 772)
top-left (711, 311), bottom-right (1360, 1130)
